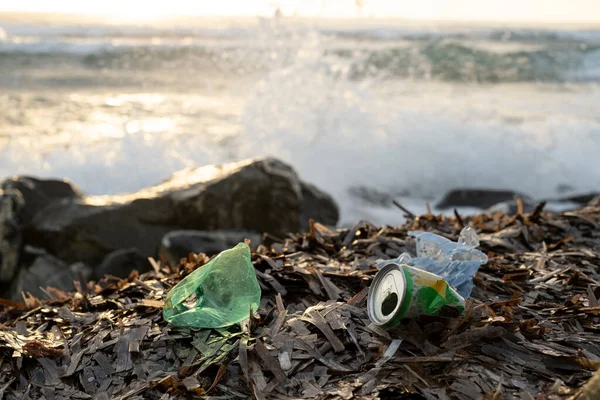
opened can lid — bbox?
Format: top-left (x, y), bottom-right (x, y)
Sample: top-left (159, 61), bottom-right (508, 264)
top-left (367, 263), bottom-right (407, 326)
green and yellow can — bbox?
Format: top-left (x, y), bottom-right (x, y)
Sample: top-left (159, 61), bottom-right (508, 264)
top-left (367, 263), bottom-right (465, 328)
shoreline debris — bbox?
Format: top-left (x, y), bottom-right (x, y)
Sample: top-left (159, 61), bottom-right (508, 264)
top-left (1, 201), bottom-right (600, 398)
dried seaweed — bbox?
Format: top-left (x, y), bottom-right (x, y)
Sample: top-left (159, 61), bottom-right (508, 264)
top-left (2, 202), bottom-right (600, 398)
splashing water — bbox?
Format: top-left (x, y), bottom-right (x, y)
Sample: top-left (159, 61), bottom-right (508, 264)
top-left (235, 20), bottom-right (600, 224)
top-left (1, 16), bottom-right (600, 226)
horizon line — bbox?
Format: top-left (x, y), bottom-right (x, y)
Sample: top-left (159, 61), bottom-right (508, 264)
top-left (1, 10), bottom-right (600, 27)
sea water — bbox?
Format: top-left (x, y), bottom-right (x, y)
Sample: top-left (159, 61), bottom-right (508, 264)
top-left (1, 13), bottom-right (599, 226)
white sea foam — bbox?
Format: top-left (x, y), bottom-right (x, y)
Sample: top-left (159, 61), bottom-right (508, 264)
top-left (1, 17), bottom-right (600, 227)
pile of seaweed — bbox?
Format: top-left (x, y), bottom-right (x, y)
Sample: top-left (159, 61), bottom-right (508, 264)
top-left (1, 200), bottom-right (600, 399)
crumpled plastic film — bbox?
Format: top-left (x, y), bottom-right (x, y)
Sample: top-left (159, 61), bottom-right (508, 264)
top-left (376, 227), bottom-right (488, 298)
top-left (163, 242), bottom-right (261, 329)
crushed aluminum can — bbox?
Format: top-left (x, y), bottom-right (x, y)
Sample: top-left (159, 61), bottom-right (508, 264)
top-left (367, 262), bottom-right (466, 328)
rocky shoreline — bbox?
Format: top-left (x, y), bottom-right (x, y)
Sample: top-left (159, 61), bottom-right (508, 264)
top-left (0, 157), bottom-right (339, 300)
top-left (1, 156), bottom-right (596, 302)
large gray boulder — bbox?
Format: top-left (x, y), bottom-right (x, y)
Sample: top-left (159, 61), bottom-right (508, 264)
top-left (25, 157), bottom-right (339, 265)
top-left (0, 189), bottom-right (24, 282)
top-left (300, 182), bottom-right (339, 231)
top-left (1, 176), bottom-right (83, 225)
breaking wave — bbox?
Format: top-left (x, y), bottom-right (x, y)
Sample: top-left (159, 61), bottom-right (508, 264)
top-left (1, 17), bottom-right (600, 226)
top-left (1, 20), bottom-right (600, 83)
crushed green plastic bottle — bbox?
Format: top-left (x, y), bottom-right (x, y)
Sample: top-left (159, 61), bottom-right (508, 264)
top-left (162, 242), bottom-right (261, 329)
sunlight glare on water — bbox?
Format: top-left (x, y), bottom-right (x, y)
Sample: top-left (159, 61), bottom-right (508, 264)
top-left (0, 13), bottom-right (599, 225)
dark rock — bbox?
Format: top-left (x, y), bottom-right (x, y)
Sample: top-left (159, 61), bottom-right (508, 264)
top-left (436, 189), bottom-right (531, 210)
top-left (158, 230), bottom-right (262, 266)
top-left (483, 192), bottom-right (600, 215)
top-left (562, 193), bottom-right (600, 205)
top-left (94, 248), bottom-right (153, 280)
top-left (347, 186), bottom-right (394, 208)
top-left (587, 196), bottom-right (600, 206)
top-left (556, 184), bottom-right (575, 194)
top-left (1, 176), bottom-right (83, 225)
top-left (8, 254), bottom-right (90, 301)
top-left (0, 189), bottom-right (24, 282)
top-left (300, 182), bottom-right (339, 231)
top-left (27, 157), bottom-right (338, 265)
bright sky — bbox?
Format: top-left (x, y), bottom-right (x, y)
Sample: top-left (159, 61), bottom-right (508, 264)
top-left (1, 0), bottom-right (600, 22)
